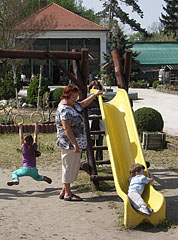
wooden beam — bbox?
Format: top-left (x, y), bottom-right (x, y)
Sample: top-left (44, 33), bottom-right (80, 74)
top-left (81, 48), bottom-right (89, 87)
top-left (0, 49), bottom-right (81, 60)
top-left (72, 49), bottom-right (85, 93)
top-left (72, 49), bottom-right (99, 190)
top-left (45, 52), bottom-right (83, 89)
top-left (111, 50), bottom-right (127, 90)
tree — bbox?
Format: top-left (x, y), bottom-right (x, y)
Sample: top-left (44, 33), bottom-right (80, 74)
top-left (98, 0), bottom-right (148, 35)
top-left (128, 32), bottom-right (148, 42)
top-left (0, 0), bottom-right (56, 77)
top-left (160, 0), bottom-right (178, 38)
top-left (97, 1), bottom-right (147, 84)
top-left (129, 21), bottom-right (176, 42)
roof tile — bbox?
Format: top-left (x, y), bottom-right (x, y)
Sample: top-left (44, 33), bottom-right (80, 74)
top-left (20, 3), bottom-right (108, 31)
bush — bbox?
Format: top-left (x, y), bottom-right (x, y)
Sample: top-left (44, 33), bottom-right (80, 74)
top-left (0, 79), bottom-right (15, 100)
top-left (134, 107), bottom-right (164, 133)
top-left (27, 76), bottom-right (50, 106)
top-left (130, 80), bottom-right (149, 88)
top-left (51, 87), bottom-right (64, 107)
top-left (0, 71), bottom-right (22, 100)
top-left (152, 80), bottom-right (161, 88)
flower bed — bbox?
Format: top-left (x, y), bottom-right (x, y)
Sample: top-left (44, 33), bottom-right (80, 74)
top-left (156, 84), bottom-right (178, 95)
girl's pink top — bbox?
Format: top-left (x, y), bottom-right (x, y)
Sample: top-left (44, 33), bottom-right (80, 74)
top-left (22, 143), bottom-right (37, 168)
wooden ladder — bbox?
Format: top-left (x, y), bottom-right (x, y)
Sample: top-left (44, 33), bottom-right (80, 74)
top-left (88, 115), bottom-right (114, 185)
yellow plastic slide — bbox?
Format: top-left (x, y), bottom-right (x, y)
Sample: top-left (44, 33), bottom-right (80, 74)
top-left (97, 88), bottom-right (166, 227)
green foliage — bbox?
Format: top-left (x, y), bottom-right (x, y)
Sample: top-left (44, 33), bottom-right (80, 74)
top-left (51, 87), bottom-right (64, 107)
top-left (134, 107), bottom-right (164, 133)
top-left (160, 0), bottom-right (178, 38)
top-left (157, 84), bottom-right (178, 91)
top-left (27, 76), bottom-right (50, 106)
top-left (152, 80), bottom-right (161, 88)
top-left (0, 79), bottom-right (15, 100)
top-left (130, 80), bottom-right (149, 88)
top-left (20, 0), bottom-right (39, 19)
top-left (128, 32), bottom-right (148, 42)
top-left (98, 0), bottom-right (147, 35)
top-left (37, 140), bottom-right (55, 152)
top-left (0, 70), bottom-right (21, 100)
top-left (151, 31), bottom-right (176, 42)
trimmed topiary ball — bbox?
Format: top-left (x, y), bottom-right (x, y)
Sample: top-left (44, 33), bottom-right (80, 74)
top-left (134, 107), bottom-right (164, 133)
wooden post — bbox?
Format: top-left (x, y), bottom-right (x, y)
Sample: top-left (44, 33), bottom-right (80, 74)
top-left (0, 48), bottom-right (100, 190)
top-left (72, 49), bottom-right (85, 94)
top-left (81, 48), bottom-right (89, 87)
top-left (72, 49), bottom-right (99, 190)
top-left (37, 65), bottom-right (43, 112)
top-left (111, 50), bottom-right (127, 90)
top-left (12, 63), bottom-right (19, 113)
top-left (124, 50), bottom-right (132, 92)
top-left (45, 52), bottom-right (83, 89)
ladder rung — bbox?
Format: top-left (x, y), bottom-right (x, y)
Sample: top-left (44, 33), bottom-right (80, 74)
top-left (92, 146), bottom-right (108, 150)
top-left (90, 174), bottom-right (113, 181)
top-left (88, 115), bottom-right (102, 120)
top-left (96, 160), bottom-right (110, 165)
top-left (90, 130), bottom-right (105, 135)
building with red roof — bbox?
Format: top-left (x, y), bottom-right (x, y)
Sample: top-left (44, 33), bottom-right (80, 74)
top-left (20, 1), bottom-right (108, 84)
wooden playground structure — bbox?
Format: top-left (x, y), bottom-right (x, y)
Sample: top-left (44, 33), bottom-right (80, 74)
top-left (0, 47), bottom-right (132, 190)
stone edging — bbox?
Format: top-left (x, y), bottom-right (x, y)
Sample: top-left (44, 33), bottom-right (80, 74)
top-left (156, 88), bottom-right (178, 95)
top-left (167, 142), bottom-right (178, 153)
top-left (0, 123), bottom-right (56, 134)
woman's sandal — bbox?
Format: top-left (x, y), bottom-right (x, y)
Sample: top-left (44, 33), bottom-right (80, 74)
top-left (64, 194), bottom-right (83, 201)
top-left (59, 191), bottom-right (65, 199)
top-left (59, 195), bottom-right (64, 199)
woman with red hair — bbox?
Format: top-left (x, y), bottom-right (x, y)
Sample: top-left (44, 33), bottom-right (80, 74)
top-left (56, 84), bottom-right (102, 201)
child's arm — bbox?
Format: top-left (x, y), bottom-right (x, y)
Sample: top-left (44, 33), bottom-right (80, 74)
top-left (19, 124), bottom-right (24, 145)
top-left (34, 123), bottom-right (38, 143)
top-left (148, 171), bottom-right (154, 183)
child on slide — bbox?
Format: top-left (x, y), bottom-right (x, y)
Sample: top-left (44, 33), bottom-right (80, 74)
top-left (128, 163), bottom-right (154, 216)
top-left (7, 123), bottom-right (52, 186)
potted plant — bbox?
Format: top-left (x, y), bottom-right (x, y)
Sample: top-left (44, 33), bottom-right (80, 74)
top-left (134, 107), bottom-right (166, 150)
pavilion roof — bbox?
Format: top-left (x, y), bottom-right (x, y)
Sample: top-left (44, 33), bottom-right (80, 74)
top-left (18, 3), bottom-right (108, 32)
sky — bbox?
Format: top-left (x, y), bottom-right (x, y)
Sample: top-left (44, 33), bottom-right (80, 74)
top-left (82, 0), bottom-right (165, 31)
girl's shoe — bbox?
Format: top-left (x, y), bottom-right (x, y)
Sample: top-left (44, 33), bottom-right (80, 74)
top-left (43, 176), bottom-right (52, 184)
top-left (7, 180), bottom-right (19, 186)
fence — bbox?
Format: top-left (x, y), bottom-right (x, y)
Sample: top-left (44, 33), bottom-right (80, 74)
top-left (0, 123), bottom-right (56, 134)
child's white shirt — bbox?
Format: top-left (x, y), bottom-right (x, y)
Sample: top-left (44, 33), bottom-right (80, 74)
top-left (128, 174), bottom-right (151, 195)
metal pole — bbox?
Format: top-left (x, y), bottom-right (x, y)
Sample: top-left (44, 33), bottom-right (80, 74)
top-left (37, 65), bottom-right (43, 112)
top-left (12, 63), bottom-right (19, 113)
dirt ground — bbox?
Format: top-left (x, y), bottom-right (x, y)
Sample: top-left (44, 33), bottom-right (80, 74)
top-left (1, 88), bottom-right (178, 239)
top-left (1, 164), bottom-right (178, 240)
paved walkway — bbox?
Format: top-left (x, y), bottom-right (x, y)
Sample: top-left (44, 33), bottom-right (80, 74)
top-left (129, 88), bottom-right (178, 137)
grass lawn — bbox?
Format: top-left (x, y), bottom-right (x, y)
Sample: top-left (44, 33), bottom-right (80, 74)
top-left (1, 133), bottom-right (178, 189)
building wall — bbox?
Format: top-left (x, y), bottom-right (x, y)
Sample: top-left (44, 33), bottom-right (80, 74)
top-left (23, 31), bottom-right (107, 84)
top-left (39, 30), bottom-right (107, 65)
